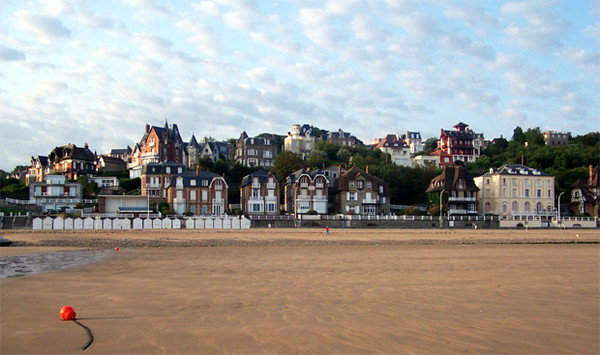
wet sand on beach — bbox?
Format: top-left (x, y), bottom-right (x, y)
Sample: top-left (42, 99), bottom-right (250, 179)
top-left (1, 228), bottom-right (599, 354)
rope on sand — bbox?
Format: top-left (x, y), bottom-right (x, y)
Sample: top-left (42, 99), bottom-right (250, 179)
top-left (73, 320), bottom-right (94, 350)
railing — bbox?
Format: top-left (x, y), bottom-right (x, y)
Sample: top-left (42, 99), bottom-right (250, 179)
top-left (267, 183), bottom-right (276, 189)
top-left (362, 198), bottom-right (378, 204)
top-left (6, 198), bottom-right (36, 205)
top-left (251, 182), bottom-right (261, 188)
top-left (448, 197), bottom-right (476, 202)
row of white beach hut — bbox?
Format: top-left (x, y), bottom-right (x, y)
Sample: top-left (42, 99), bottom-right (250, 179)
top-left (32, 216), bottom-right (251, 230)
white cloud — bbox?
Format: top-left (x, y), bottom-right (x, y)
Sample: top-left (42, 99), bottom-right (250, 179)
top-left (13, 10), bottom-right (71, 45)
top-left (298, 8), bottom-right (346, 50)
top-left (500, 1), bottom-right (569, 51)
top-left (0, 45), bottom-right (26, 61)
top-left (349, 15), bottom-right (389, 42)
top-left (223, 11), bottom-right (253, 31)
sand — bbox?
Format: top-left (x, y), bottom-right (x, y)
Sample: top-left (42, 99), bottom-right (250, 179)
top-left (1, 228), bottom-right (599, 354)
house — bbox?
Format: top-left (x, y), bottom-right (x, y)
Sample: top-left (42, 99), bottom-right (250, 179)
top-left (543, 131), bottom-right (570, 146)
top-left (128, 121), bottom-right (184, 178)
top-left (97, 195), bottom-right (151, 216)
top-left (426, 165), bottom-right (479, 216)
top-left (47, 143), bottom-right (97, 180)
top-left (186, 135), bottom-right (233, 168)
top-left (319, 129), bottom-right (362, 147)
top-left (437, 122), bottom-right (483, 164)
top-left (412, 154), bottom-right (439, 168)
top-left (97, 155), bottom-right (127, 172)
top-left (26, 155), bottom-right (50, 185)
top-left (374, 134), bottom-right (413, 167)
top-left (474, 164), bottom-right (555, 219)
top-left (284, 124), bottom-right (317, 159)
top-left (240, 170), bottom-right (280, 215)
top-left (235, 132), bottom-right (278, 167)
top-left (333, 166), bottom-right (390, 215)
top-left (322, 164), bottom-right (345, 181)
top-left (89, 176), bottom-right (122, 195)
top-left (430, 149), bottom-right (454, 167)
top-left (141, 162), bottom-right (186, 204)
top-left (109, 147), bottom-right (132, 162)
top-left (401, 131), bottom-right (424, 154)
top-left (284, 168), bottom-right (329, 215)
top-left (29, 175), bottom-right (84, 212)
top-left (570, 165), bottom-right (599, 216)
top-left (166, 171), bottom-right (228, 215)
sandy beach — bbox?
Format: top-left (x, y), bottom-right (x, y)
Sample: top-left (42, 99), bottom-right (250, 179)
top-left (1, 228), bottom-right (599, 354)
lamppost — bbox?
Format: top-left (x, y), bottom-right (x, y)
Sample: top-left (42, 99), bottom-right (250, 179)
top-left (557, 191), bottom-right (565, 226)
top-left (439, 189), bottom-right (445, 228)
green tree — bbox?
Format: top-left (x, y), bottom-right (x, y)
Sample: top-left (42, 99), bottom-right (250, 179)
top-left (272, 151), bottom-right (305, 182)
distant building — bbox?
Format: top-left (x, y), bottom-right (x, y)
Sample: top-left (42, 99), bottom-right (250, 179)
top-left (186, 135), bottom-right (233, 168)
top-left (437, 122), bottom-right (483, 164)
top-left (426, 165), bottom-right (479, 216)
top-left (412, 154), bottom-right (439, 168)
top-left (167, 171), bottom-right (228, 215)
top-left (240, 170), bottom-right (280, 215)
top-left (284, 124), bottom-right (317, 159)
top-left (26, 155), bottom-right (50, 185)
top-left (319, 129), bottom-right (362, 147)
top-left (235, 132), bottom-right (278, 167)
top-left (128, 121), bottom-right (184, 178)
top-left (333, 166), bottom-right (390, 215)
top-left (570, 165), bottom-right (599, 216)
top-left (284, 168), bottom-right (329, 215)
top-left (401, 131), bottom-right (424, 154)
top-left (89, 176), bottom-right (122, 195)
top-left (543, 131), bottom-right (570, 146)
top-left (474, 164), bottom-right (555, 219)
top-left (29, 175), bottom-right (84, 212)
top-left (97, 155), bottom-right (127, 172)
top-left (374, 134), bottom-right (412, 167)
top-left (48, 143), bottom-right (97, 180)
top-left (109, 147), bottom-right (132, 162)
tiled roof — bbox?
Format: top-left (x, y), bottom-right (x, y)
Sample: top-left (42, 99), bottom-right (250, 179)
top-left (240, 169), bottom-right (278, 187)
top-left (426, 165), bottom-right (479, 193)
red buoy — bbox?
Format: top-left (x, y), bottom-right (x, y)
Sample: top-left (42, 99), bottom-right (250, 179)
top-left (115, 247), bottom-right (120, 251)
top-left (60, 306), bottom-right (76, 320)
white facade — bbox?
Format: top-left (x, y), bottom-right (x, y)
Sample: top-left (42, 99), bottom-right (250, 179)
top-left (29, 175), bottom-right (84, 211)
top-left (474, 165), bottom-right (555, 219)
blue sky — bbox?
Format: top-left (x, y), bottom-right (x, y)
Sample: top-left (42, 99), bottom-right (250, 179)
top-left (1, 0), bottom-right (598, 171)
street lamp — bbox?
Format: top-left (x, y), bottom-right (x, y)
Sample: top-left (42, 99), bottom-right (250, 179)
top-left (439, 189), bottom-right (445, 228)
top-left (557, 191), bottom-right (565, 226)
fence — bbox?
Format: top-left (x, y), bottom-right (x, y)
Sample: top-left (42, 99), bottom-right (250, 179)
top-left (31, 216), bottom-right (251, 230)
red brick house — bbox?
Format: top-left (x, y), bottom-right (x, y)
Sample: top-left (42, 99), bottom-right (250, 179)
top-left (47, 143), bottom-right (97, 180)
top-left (438, 122), bottom-right (483, 164)
top-left (128, 121), bottom-right (184, 178)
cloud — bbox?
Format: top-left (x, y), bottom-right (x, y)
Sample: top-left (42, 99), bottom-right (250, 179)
top-left (500, 1), bottom-right (569, 51)
top-left (0, 45), bottom-right (26, 61)
top-left (349, 15), bottom-right (389, 42)
top-left (298, 8), bottom-right (346, 50)
top-left (13, 10), bottom-right (71, 45)
top-left (223, 11), bottom-right (253, 31)
top-left (444, 3), bottom-right (499, 29)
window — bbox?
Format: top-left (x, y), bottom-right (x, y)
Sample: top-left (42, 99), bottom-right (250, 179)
top-left (267, 203), bottom-right (276, 212)
top-left (349, 181), bottom-right (355, 189)
top-left (191, 180), bottom-right (196, 186)
top-left (348, 192), bottom-right (356, 201)
top-left (190, 191), bottom-right (196, 200)
top-left (537, 189), bottom-right (541, 197)
top-left (202, 180), bottom-right (208, 187)
top-left (357, 180), bottom-right (364, 189)
top-left (366, 181), bottom-right (371, 189)
top-left (525, 189), bottom-right (529, 197)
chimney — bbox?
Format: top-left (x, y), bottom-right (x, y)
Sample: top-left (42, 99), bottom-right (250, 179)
top-left (196, 165), bottom-right (199, 175)
top-left (338, 164), bottom-right (342, 177)
top-left (145, 123), bottom-right (150, 133)
top-left (590, 165), bottom-right (594, 182)
top-left (366, 165), bottom-right (369, 174)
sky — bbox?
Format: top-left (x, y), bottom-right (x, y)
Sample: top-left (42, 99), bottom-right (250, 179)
top-left (1, 0), bottom-right (599, 171)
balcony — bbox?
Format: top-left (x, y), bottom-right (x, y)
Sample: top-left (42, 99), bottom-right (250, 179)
top-left (448, 196), bottom-right (476, 202)
top-left (249, 196), bottom-right (263, 201)
top-left (362, 198), bottom-right (378, 204)
top-left (252, 182), bottom-right (261, 188)
top-left (315, 183), bottom-right (324, 188)
top-left (267, 183), bottom-right (276, 189)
